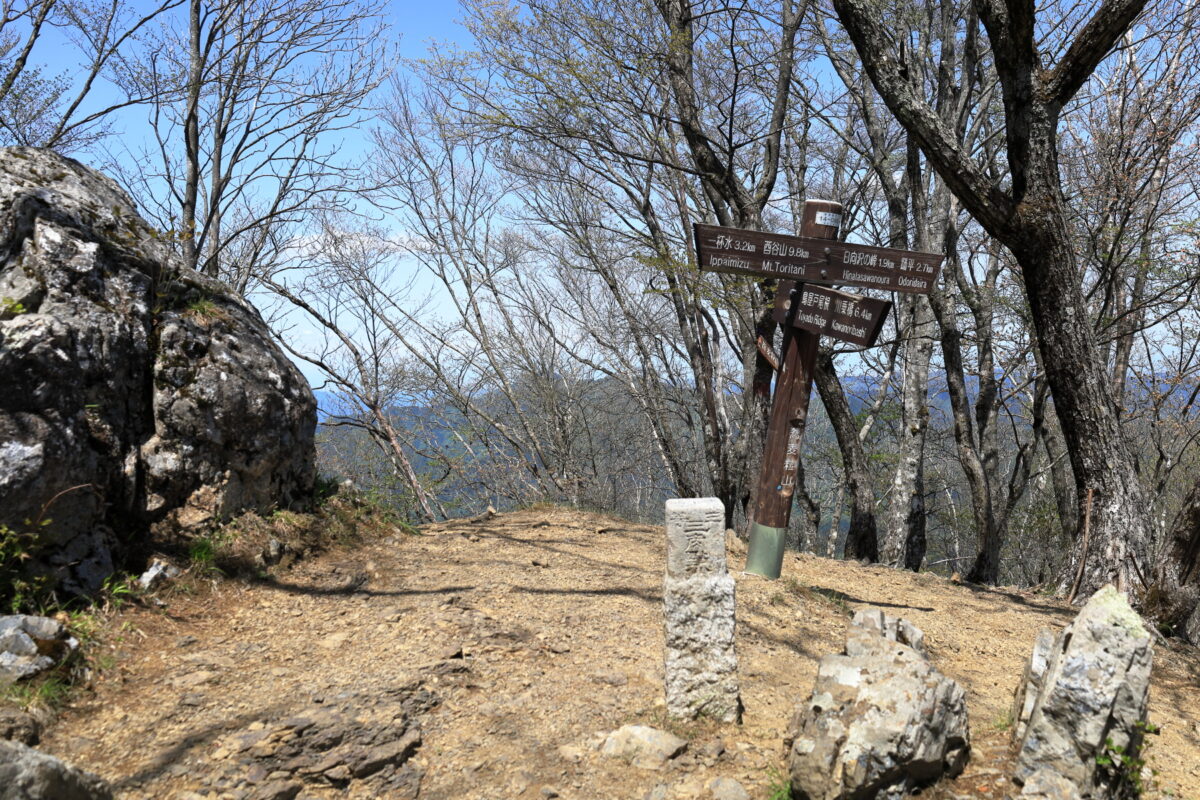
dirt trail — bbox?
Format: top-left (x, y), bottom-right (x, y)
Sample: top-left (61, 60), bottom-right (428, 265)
top-left (37, 508), bottom-right (1200, 799)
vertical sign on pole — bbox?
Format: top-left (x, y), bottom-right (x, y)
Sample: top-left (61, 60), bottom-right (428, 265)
top-left (743, 201), bottom-right (841, 578)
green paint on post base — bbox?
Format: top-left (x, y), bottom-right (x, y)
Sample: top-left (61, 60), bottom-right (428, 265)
top-left (745, 522), bottom-right (786, 579)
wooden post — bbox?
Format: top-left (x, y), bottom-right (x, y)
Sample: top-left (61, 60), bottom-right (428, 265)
top-left (744, 200), bottom-right (842, 579)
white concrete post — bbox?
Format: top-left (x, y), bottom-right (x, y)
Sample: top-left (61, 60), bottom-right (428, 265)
top-left (663, 497), bottom-right (741, 722)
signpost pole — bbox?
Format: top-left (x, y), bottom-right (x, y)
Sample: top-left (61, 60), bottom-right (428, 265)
top-left (692, 199), bottom-right (940, 579)
top-left (744, 201), bottom-right (842, 579)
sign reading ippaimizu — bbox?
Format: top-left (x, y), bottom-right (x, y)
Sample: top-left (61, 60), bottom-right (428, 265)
top-left (773, 283), bottom-right (892, 348)
top-left (693, 223), bottom-right (942, 294)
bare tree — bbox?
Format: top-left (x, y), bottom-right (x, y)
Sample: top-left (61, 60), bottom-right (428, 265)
top-left (832, 0), bottom-right (1170, 600)
top-left (106, 0), bottom-right (386, 290)
top-left (0, 0), bottom-right (181, 151)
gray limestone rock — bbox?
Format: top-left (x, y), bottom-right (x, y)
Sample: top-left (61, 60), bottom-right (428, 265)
top-left (136, 558), bottom-right (181, 591)
top-left (0, 147), bottom-right (315, 597)
top-left (201, 679), bottom-right (434, 796)
top-left (786, 609), bottom-right (970, 800)
top-left (1020, 769), bottom-right (1085, 800)
top-left (0, 740), bottom-right (113, 800)
top-left (708, 776), bottom-right (750, 800)
top-left (1012, 585), bottom-right (1154, 799)
top-left (1011, 627), bottom-right (1055, 743)
top-left (0, 615), bottom-right (77, 685)
top-left (600, 725), bottom-right (688, 770)
top-left (849, 607), bottom-right (926, 655)
top-left (663, 497), bottom-right (741, 723)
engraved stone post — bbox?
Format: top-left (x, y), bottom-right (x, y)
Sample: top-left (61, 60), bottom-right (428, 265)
top-left (663, 497), bottom-right (742, 722)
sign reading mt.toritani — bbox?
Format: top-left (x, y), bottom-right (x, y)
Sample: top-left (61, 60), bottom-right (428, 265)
top-left (774, 283), bottom-right (892, 348)
top-left (694, 223), bottom-right (942, 294)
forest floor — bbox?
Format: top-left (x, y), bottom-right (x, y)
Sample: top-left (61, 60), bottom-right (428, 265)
top-left (28, 505), bottom-right (1200, 799)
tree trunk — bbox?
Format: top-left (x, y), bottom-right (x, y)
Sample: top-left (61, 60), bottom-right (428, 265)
top-left (182, 0), bottom-right (202, 271)
top-left (880, 293), bottom-right (935, 569)
top-left (902, 456), bottom-right (926, 571)
top-left (814, 351), bottom-right (878, 561)
top-left (1150, 480), bottom-right (1200, 640)
top-left (826, 482), bottom-right (846, 558)
top-left (1010, 203), bottom-right (1153, 596)
top-left (792, 465), bottom-right (820, 553)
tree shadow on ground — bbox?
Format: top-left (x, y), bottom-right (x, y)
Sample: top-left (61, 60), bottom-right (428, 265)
top-left (253, 575), bottom-right (476, 598)
top-left (469, 527), bottom-right (657, 577)
top-left (113, 705), bottom-right (282, 790)
top-left (796, 584), bottom-right (935, 613)
top-left (955, 582), bottom-right (1075, 622)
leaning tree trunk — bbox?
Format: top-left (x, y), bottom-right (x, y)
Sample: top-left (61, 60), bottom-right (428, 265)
top-left (1009, 203), bottom-right (1153, 597)
top-left (792, 465), bottom-right (821, 553)
top-left (814, 352), bottom-right (879, 561)
top-left (833, 0), bottom-right (1158, 605)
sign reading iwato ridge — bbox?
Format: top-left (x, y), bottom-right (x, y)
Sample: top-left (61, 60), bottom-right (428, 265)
top-left (774, 283), bottom-right (892, 348)
top-left (693, 223), bottom-right (943, 294)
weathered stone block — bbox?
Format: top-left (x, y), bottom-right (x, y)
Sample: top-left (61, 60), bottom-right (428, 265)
top-left (0, 740), bottom-right (112, 800)
top-left (786, 610), bottom-right (969, 800)
top-left (1012, 585), bottom-right (1153, 798)
top-left (663, 498), bottom-right (741, 722)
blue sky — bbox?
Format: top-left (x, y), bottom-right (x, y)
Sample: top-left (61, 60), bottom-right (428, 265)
top-left (31, 2), bottom-right (477, 391)
top-left (394, 1), bottom-right (469, 52)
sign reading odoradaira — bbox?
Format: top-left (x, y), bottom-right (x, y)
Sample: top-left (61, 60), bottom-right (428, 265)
top-left (693, 223), bottom-right (943, 294)
top-left (773, 283), bottom-right (892, 348)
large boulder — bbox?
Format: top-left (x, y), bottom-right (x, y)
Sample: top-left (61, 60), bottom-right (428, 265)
top-left (1012, 585), bottom-right (1154, 798)
top-left (0, 740), bottom-right (112, 800)
top-left (0, 147), bottom-right (315, 596)
top-left (786, 608), bottom-right (970, 800)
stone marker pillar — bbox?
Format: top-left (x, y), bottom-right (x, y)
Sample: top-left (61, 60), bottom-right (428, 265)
top-left (663, 497), bottom-right (741, 722)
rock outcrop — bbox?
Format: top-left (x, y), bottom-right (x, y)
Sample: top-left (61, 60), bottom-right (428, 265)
top-left (0, 147), bottom-right (315, 596)
top-left (786, 608), bottom-right (970, 800)
top-left (0, 708), bottom-right (41, 746)
top-left (1012, 585), bottom-right (1154, 798)
top-left (202, 679), bottom-right (435, 798)
top-left (0, 740), bottom-right (113, 800)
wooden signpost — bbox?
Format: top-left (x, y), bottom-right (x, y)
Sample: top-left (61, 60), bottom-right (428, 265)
top-left (693, 201), bottom-right (943, 579)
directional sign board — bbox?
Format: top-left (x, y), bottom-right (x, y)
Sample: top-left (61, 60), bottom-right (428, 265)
top-left (774, 283), bottom-right (892, 348)
top-left (694, 223), bottom-right (942, 294)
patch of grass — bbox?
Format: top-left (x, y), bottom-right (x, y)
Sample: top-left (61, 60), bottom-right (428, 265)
top-left (184, 297), bottom-right (226, 320)
top-left (313, 474), bottom-right (341, 505)
top-left (64, 608), bottom-right (102, 645)
top-left (769, 591), bottom-right (788, 607)
top-left (394, 520), bottom-right (423, 537)
top-left (2, 674), bottom-right (71, 711)
top-left (100, 572), bottom-right (141, 611)
top-left (1, 296), bottom-right (28, 315)
top-left (171, 486), bottom-right (412, 581)
top-left (188, 528), bottom-right (230, 576)
top-left (765, 765), bottom-right (792, 800)
top-left (991, 708), bottom-right (1014, 732)
top-left (1, 521), bottom-right (52, 614)
top-left (1096, 720), bottom-right (1162, 797)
